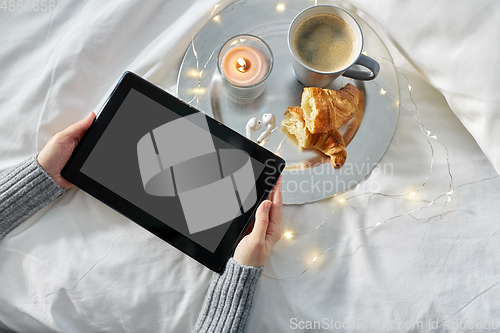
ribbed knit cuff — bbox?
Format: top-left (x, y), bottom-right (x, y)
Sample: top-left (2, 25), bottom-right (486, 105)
top-left (194, 258), bottom-right (264, 333)
top-left (0, 156), bottom-right (65, 239)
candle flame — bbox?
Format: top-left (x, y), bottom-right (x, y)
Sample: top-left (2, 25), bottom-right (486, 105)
top-left (236, 58), bottom-right (251, 73)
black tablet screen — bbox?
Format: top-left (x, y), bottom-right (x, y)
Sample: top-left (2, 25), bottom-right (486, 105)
top-left (80, 89), bottom-right (265, 252)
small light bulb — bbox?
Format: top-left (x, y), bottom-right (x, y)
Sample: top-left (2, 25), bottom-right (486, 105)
top-left (191, 87), bottom-right (206, 94)
top-left (188, 69), bottom-right (201, 78)
top-left (447, 196), bottom-right (451, 202)
top-left (408, 85), bottom-right (412, 91)
top-left (284, 232), bottom-right (292, 239)
top-left (410, 192), bottom-right (416, 196)
top-left (312, 257), bottom-right (318, 262)
top-left (276, 3), bottom-right (285, 11)
top-left (447, 190), bottom-right (454, 195)
top-left (213, 15), bottom-right (220, 22)
top-left (339, 199), bottom-right (345, 204)
top-left (380, 88), bottom-right (386, 95)
top-left (431, 135), bottom-right (437, 140)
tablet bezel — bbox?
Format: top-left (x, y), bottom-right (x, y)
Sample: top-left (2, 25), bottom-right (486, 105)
top-left (61, 71), bottom-right (285, 272)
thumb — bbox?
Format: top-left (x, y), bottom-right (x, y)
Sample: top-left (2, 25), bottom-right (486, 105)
top-left (60, 112), bottom-right (95, 142)
top-left (251, 200), bottom-right (272, 239)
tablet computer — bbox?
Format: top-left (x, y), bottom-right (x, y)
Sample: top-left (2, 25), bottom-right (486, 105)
top-left (61, 71), bottom-right (285, 272)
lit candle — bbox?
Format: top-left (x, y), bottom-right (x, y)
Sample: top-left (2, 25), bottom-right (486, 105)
top-left (222, 46), bottom-right (269, 86)
top-left (217, 34), bottom-right (273, 100)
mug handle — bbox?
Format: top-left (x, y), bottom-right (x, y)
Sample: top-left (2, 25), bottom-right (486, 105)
top-left (343, 54), bottom-right (380, 80)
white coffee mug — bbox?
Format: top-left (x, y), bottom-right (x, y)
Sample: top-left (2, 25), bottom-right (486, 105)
top-left (288, 5), bottom-right (380, 87)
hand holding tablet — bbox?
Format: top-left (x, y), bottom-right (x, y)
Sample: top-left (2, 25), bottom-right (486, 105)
top-left (61, 72), bottom-right (285, 272)
top-left (234, 175), bottom-right (282, 267)
top-left (37, 111), bottom-right (96, 190)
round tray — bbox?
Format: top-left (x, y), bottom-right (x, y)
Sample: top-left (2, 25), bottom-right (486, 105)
top-left (177, 0), bottom-right (399, 204)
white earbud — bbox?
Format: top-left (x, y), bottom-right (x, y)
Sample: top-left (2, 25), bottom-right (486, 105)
top-left (246, 117), bottom-right (262, 140)
top-left (257, 113), bottom-right (276, 143)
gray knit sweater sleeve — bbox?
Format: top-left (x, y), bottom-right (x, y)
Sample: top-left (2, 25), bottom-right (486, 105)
top-left (194, 258), bottom-right (263, 333)
top-left (1, 157), bottom-right (263, 333)
top-left (0, 156), bottom-right (65, 239)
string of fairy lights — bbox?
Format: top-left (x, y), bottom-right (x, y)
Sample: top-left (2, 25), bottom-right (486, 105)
top-left (186, 2), bottom-right (499, 280)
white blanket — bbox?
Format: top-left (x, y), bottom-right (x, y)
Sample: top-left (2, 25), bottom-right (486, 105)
top-left (1, 0), bottom-right (499, 332)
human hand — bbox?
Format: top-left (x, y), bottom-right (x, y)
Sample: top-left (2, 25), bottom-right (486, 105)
top-left (233, 176), bottom-right (282, 267)
top-left (37, 112), bottom-right (95, 189)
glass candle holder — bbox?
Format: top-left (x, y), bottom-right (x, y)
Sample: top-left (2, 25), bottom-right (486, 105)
top-left (217, 34), bottom-right (274, 101)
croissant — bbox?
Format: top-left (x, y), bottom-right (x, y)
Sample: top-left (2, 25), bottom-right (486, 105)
top-left (283, 106), bottom-right (347, 168)
top-left (325, 83), bottom-right (360, 129)
top-left (301, 83), bottom-right (360, 133)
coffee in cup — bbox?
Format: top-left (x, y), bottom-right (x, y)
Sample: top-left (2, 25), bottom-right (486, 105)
top-left (288, 5), bottom-right (380, 87)
top-left (292, 13), bottom-right (355, 73)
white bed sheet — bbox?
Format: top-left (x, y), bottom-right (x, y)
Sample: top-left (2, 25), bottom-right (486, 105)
top-left (1, 0), bottom-right (499, 332)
